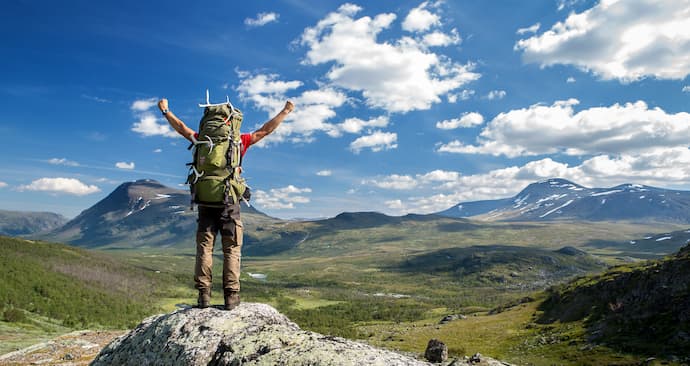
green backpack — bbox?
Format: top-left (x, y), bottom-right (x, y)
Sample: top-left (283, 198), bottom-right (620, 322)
top-left (187, 101), bottom-right (248, 207)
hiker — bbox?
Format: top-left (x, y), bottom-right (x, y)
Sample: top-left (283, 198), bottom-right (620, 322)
top-left (158, 96), bottom-right (294, 310)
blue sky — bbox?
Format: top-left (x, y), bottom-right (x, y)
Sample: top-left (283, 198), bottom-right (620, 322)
top-left (1, 0), bottom-right (690, 219)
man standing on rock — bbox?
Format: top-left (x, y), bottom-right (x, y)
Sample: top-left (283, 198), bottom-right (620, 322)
top-left (158, 97), bottom-right (294, 310)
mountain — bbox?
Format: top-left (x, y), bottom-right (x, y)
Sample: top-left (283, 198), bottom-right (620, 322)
top-left (0, 209), bottom-right (68, 236)
top-left (438, 178), bottom-right (690, 223)
top-left (538, 243), bottom-right (690, 358)
top-left (43, 179), bottom-right (275, 248)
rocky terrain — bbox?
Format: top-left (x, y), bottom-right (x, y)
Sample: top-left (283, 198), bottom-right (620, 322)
top-left (88, 303), bottom-right (510, 366)
top-left (539, 244), bottom-right (690, 359)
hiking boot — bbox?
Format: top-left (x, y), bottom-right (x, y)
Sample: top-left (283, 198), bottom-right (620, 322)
top-left (197, 289), bottom-right (211, 308)
top-left (224, 290), bottom-right (240, 311)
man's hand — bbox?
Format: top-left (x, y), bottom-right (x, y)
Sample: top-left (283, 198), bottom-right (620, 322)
top-left (283, 100), bottom-right (294, 114)
top-left (158, 99), bottom-right (169, 113)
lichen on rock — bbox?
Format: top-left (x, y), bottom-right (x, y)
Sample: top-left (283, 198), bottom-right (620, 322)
top-left (90, 303), bottom-right (433, 366)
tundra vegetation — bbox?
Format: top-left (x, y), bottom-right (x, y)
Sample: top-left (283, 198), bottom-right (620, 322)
top-left (1, 217), bottom-right (688, 364)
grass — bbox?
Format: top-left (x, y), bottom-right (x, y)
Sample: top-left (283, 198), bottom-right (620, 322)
top-left (2, 218), bottom-right (688, 363)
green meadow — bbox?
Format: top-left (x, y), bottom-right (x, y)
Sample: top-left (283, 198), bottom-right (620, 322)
top-left (1, 217), bottom-right (687, 364)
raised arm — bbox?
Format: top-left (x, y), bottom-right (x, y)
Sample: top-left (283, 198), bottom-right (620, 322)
top-left (249, 101), bottom-right (295, 145)
top-left (158, 98), bottom-right (196, 142)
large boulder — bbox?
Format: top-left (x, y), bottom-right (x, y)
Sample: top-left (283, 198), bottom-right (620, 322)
top-left (90, 303), bottom-right (432, 366)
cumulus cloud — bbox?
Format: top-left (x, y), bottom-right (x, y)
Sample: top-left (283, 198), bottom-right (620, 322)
top-left (516, 23), bottom-right (540, 35)
top-left (237, 72), bottom-right (349, 144)
top-left (350, 131), bottom-right (398, 153)
top-left (486, 90), bottom-right (506, 100)
top-left (153, 148), bottom-right (162, 153)
top-left (254, 185), bottom-right (311, 209)
top-left (448, 90), bottom-right (474, 103)
top-left (131, 114), bottom-right (178, 138)
top-left (402, 1), bottom-right (440, 32)
top-left (48, 158), bottom-right (80, 167)
top-left (115, 161), bottom-right (135, 170)
top-left (566, 76), bottom-right (576, 83)
top-left (422, 29), bottom-right (461, 47)
top-left (316, 170), bottom-right (332, 176)
top-left (438, 99), bottom-right (690, 158)
top-left (516, 0), bottom-right (690, 82)
top-left (371, 150), bottom-right (690, 214)
top-left (129, 97), bottom-right (179, 138)
top-left (299, 3), bottom-right (479, 113)
top-left (683, 86), bottom-right (690, 92)
top-left (436, 112), bottom-right (484, 129)
top-left (245, 12), bottom-right (279, 27)
top-left (0, 181), bottom-right (7, 188)
top-left (364, 169), bottom-right (460, 190)
top-left (130, 98), bottom-right (158, 111)
top-left (328, 116), bottom-right (390, 137)
top-left (18, 177), bottom-right (100, 196)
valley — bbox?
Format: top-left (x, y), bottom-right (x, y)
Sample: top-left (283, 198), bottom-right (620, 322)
top-left (2, 178), bottom-right (690, 364)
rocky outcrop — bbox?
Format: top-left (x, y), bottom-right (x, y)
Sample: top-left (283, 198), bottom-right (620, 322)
top-left (91, 303), bottom-right (433, 366)
top-left (539, 244), bottom-right (690, 358)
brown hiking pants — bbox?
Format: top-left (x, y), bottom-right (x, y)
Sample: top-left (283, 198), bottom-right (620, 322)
top-left (195, 204), bottom-right (243, 292)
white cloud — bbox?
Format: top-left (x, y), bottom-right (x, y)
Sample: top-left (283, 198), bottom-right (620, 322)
top-left (299, 3), bottom-right (479, 113)
top-left (365, 174), bottom-right (417, 190)
top-left (436, 112), bottom-right (484, 129)
top-left (48, 158), bottom-right (80, 167)
top-left (0, 182), bottom-right (7, 188)
top-left (438, 99), bottom-right (690, 158)
top-left (683, 86), bottom-right (690, 92)
top-left (422, 29), bottom-right (461, 47)
top-left (245, 12), bottom-right (279, 27)
top-left (566, 76), bottom-right (576, 83)
top-left (254, 185), bottom-right (311, 209)
top-left (516, 1), bottom-right (690, 82)
top-left (18, 177), bottom-right (100, 196)
top-left (448, 89), bottom-right (474, 103)
top-left (385, 199), bottom-right (404, 210)
top-left (486, 90), bottom-right (506, 100)
top-left (115, 161), bottom-right (135, 170)
top-left (131, 114), bottom-right (178, 138)
top-left (153, 148), bottom-right (162, 153)
top-left (365, 169), bottom-right (460, 191)
top-left (316, 170), bottom-right (332, 177)
top-left (328, 116), bottom-right (390, 137)
top-left (373, 149), bottom-right (690, 215)
top-left (516, 23), bottom-right (540, 35)
top-left (237, 72), bottom-right (349, 145)
top-left (350, 131), bottom-right (398, 153)
top-left (402, 1), bottom-right (440, 32)
top-left (130, 98), bottom-right (158, 111)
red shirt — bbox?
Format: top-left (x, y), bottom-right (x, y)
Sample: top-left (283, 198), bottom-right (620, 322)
top-left (194, 133), bottom-right (252, 157)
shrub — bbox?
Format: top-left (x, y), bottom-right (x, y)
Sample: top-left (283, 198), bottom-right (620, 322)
top-left (3, 308), bottom-right (26, 323)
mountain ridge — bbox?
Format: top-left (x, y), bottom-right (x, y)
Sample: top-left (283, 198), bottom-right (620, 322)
top-left (437, 178), bottom-right (690, 223)
top-left (41, 179), bottom-right (274, 248)
top-left (0, 209), bottom-right (68, 236)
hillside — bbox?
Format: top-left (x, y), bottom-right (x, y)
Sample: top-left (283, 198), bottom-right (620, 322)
top-left (438, 178), bottom-right (690, 223)
top-left (43, 179), bottom-right (277, 249)
top-left (394, 245), bottom-right (606, 290)
top-left (0, 236), bottom-right (179, 338)
top-left (0, 209), bottom-right (67, 236)
top-left (538, 244), bottom-right (690, 358)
